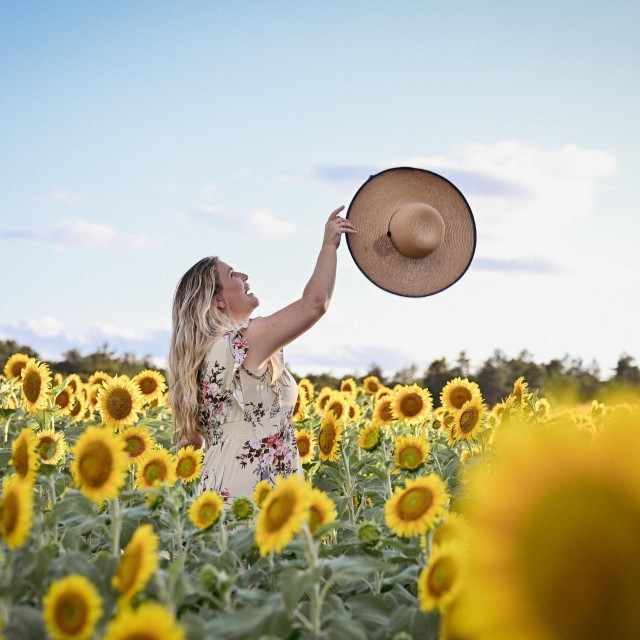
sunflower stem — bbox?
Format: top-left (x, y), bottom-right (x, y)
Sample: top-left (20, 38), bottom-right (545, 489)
top-left (432, 443), bottom-right (444, 478)
top-left (381, 436), bottom-right (394, 499)
top-left (46, 475), bottom-right (58, 543)
top-left (218, 517), bottom-right (228, 553)
top-left (301, 522), bottom-right (322, 637)
top-left (110, 497), bottom-right (121, 558)
top-left (340, 440), bottom-right (354, 526)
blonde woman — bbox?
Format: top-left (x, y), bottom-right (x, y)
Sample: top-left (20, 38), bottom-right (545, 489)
top-left (168, 206), bottom-right (357, 500)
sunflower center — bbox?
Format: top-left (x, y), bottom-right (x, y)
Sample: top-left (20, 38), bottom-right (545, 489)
top-left (117, 545), bottom-right (143, 592)
top-left (398, 446), bottom-right (422, 469)
top-left (318, 426), bottom-right (336, 455)
top-left (400, 394), bottom-right (423, 418)
top-left (296, 436), bottom-right (310, 457)
top-left (319, 396), bottom-right (330, 411)
top-left (138, 377), bottom-right (157, 395)
top-left (38, 436), bottom-right (56, 460)
top-left (11, 361), bottom-right (27, 377)
top-left (125, 436), bottom-right (145, 456)
top-left (79, 442), bottom-right (113, 488)
top-left (451, 387), bottom-right (472, 410)
top-left (367, 381), bottom-right (379, 393)
top-left (327, 402), bottom-right (343, 420)
top-left (518, 481), bottom-right (640, 639)
top-left (69, 401), bottom-right (82, 417)
top-left (54, 591), bottom-right (88, 634)
top-left (460, 407), bottom-right (479, 433)
top-left (1, 491), bottom-right (18, 535)
top-left (106, 388), bottom-right (133, 421)
top-left (380, 401), bottom-right (394, 422)
top-left (56, 390), bottom-right (71, 409)
top-left (12, 439), bottom-right (29, 477)
top-left (397, 487), bottom-right (433, 521)
top-left (23, 370), bottom-right (42, 403)
top-left (309, 505), bottom-right (322, 534)
top-left (199, 502), bottom-right (218, 526)
top-left (256, 489), bottom-right (270, 508)
top-left (144, 462), bottom-right (166, 485)
top-left (265, 493), bottom-right (294, 531)
top-left (363, 429), bottom-right (379, 448)
top-left (427, 556), bottom-right (457, 597)
top-left (178, 457), bottom-right (195, 477)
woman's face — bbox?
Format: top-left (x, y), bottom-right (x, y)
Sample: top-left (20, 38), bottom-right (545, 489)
top-left (214, 259), bottom-right (259, 319)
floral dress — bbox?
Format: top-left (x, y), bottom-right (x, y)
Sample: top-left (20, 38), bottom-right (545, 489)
top-left (195, 318), bottom-right (302, 500)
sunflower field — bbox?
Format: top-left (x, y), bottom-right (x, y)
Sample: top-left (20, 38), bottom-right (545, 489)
top-left (1, 352), bottom-right (640, 640)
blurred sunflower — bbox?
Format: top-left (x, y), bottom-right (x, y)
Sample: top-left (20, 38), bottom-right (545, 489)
top-left (4, 352), bottom-right (29, 380)
top-left (390, 384), bottom-right (433, 426)
top-left (393, 435), bottom-right (430, 471)
top-left (111, 523), bottom-right (159, 608)
top-left (231, 497), bottom-right (254, 520)
top-left (292, 386), bottom-right (308, 422)
top-left (510, 375), bottom-right (532, 406)
top-left (133, 369), bottom-right (166, 404)
top-left (54, 386), bottom-right (76, 417)
top-left (457, 420), bottom-right (640, 640)
top-left (294, 427), bottom-right (316, 464)
top-left (53, 372), bottom-right (63, 387)
top-left (35, 427), bottom-right (66, 465)
top-left (87, 383), bottom-right (101, 410)
top-left (385, 474), bottom-right (448, 538)
top-left (534, 397), bottom-right (551, 418)
top-left (97, 375), bottom-right (144, 431)
top-left (255, 474), bottom-right (312, 555)
top-left (418, 542), bottom-right (464, 612)
top-left (432, 512), bottom-right (471, 549)
top-left (67, 394), bottom-right (87, 423)
top-left (102, 601), bottom-right (185, 640)
top-left (0, 474), bottom-right (34, 549)
top-left (20, 358), bottom-right (52, 414)
top-left (43, 574), bottom-right (103, 640)
top-left (362, 375), bottom-right (380, 394)
top-left (88, 370), bottom-right (112, 388)
top-left (9, 428), bottom-right (40, 486)
top-left (317, 410), bottom-right (344, 462)
top-left (175, 445), bottom-right (204, 485)
top-left (136, 448), bottom-right (178, 490)
top-left (252, 480), bottom-right (273, 508)
top-left (314, 386), bottom-right (333, 413)
top-left (298, 378), bottom-right (315, 403)
top-left (189, 490), bottom-right (224, 529)
top-left (322, 391), bottom-right (350, 424)
top-left (308, 487), bottom-right (337, 535)
top-left (358, 422), bottom-right (380, 450)
top-left (440, 377), bottom-right (482, 413)
top-left (373, 397), bottom-right (396, 427)
top-left (450, 398), bottom-right (487, 444)
top-left (70, 426), bottom-right (129, 503)
top-left (346, 399), bottom-right (361, 423)
top-left (63, 373), bottom-right (83, 396)
top-left (375, 386), bottom-right (392, 403)
top-left (340, 377), bottom-right (358, 399)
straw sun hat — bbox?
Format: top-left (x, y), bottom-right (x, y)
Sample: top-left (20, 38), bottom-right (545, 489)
top-left (345, 167), bottom-right (477, 297)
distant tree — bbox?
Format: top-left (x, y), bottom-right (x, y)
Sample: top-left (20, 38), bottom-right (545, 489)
top-left (614, 353), bottom-right (640, 385)
top-left (0, 340), bottom-right (40, 370)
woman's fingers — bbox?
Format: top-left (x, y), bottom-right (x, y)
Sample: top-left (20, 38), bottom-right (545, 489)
top-left (329, 205), bottom-right (345, 220)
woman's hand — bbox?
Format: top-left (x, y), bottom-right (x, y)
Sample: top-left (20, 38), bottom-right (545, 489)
top-left (323, 205), bottom-right (357, 249)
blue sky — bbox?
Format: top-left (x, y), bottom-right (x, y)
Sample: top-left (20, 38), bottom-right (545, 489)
top-left (2, 1), bottom-right (639, 381)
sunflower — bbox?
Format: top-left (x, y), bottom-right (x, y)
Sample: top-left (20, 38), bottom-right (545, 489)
top-left (432, 512), bottom-right (471, 549)
top-left (363, 375), bottom-right (381, 394)
top-left (20, 358), bottom-right (52, 414)
top-left (102, 601), bottom-right (185, 640)
top-left (87, 370), bottom-right (112, 388)
top-left (298, 378), bottom-right (315, 403)
top-left (175, 445), bottom-right (204, 485)
top-left (53, 372), bottom-right (63, 387)
top-left (97, 375), bottom-right (145, 431)
top-left (86, 383), bottom-right (102, 410)
top-left (255, 474), bottom-right (312, 555)
top-left (510, 375), bottom-right (532, 406)
top-left (418, 542), bottom-right (463, 612)
top-left (373, 397), bottom-right (396, 426)
top-left (252, 480), bottom-right (273, 508)
top-left (322, 391), bottom-right (350, 424)
top-left (43, 574), bottom-right (103, 640)
top-left (189, 490), bottom-right (224, 529)
top-left (0, 474), bottom-right (34, 549)
top-left (460, 445), bottom-right (480, 463)
top-left (317, 410), bottom-right (344, 462)
top-left (440, 377), bottom-right (482, 413)
top-left (385, 474), bottom-right (448, 538)
top-left (4, 352), bottom-right (29, 380)
top-left (9, 428), bottom-right (40, 486)
top-left (231, 497), bottom-right (255, 520)
top-left (314, 386), bottom-right (334, 413)
top-left (54, 386), bottom-right (76, 417)
top-left (294, 427), bottom-right (316, 464)
top-left (68, 394), bottom-right (87, 423)
top-left (346, 400), bottom-right (361, 423)
top-left (340, 377), bottom-right (358, 399)
top-left (457, 420), bottom-right (640, 640)
top-left (292, 386), bottom-right (308, 422)
top-left (35, 427), bottom-right (66, 465)
top-left (390, 384), bottom-right (433, 426)
top-left (111, 523), bottom-right (159, 607)
top-left (374, 386), bottom-right (392, 403)
top-left (535, 397), bottom-right (551, 418)
top-left (358, 422), bottom-right (381, 450)
top-left (308, 488), bottom-right (337, 535)
top-left (136, 448), bottom-right (178, 490)
top-left (133, 369), bottom-right (166, 404)
top-left (450, 398), bottom-right (487, 443)
top-left (393, 435), bottom-right (430, 471)
top-left (70, 426), bottom-right (129, 503)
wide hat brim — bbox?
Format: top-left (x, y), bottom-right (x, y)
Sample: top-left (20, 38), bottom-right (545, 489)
top-left (345, 167), bottom-right (476, 297)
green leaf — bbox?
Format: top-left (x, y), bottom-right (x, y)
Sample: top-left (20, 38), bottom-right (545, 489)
top-left (347, 593), bottom-right (394, 630)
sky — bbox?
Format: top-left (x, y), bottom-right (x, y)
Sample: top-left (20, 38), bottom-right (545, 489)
top-left (1, 1), bottom-right (639, 382)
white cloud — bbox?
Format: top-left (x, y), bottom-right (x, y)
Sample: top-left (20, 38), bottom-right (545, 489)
top-left (0, 217), bottom-right (157, 250)
top-left (245, 208), bottom-right (300, 237)
top-left (24, 316), bottom-right (68, 338)
top-left (45, 189), bottom-right (84, 205)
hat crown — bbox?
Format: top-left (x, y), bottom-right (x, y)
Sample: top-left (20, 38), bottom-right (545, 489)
top-left (388, 202), bottom-right (445, 259)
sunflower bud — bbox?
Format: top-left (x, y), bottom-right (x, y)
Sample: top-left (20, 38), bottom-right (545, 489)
top-left (357, 520), bottom-right (381, 548)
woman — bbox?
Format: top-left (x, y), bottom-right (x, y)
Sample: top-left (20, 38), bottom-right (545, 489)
top-left (167, 205), bottom-right (357, 499)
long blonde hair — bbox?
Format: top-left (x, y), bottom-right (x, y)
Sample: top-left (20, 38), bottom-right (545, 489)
top-left (167, 256), bottom-right (235, 444)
